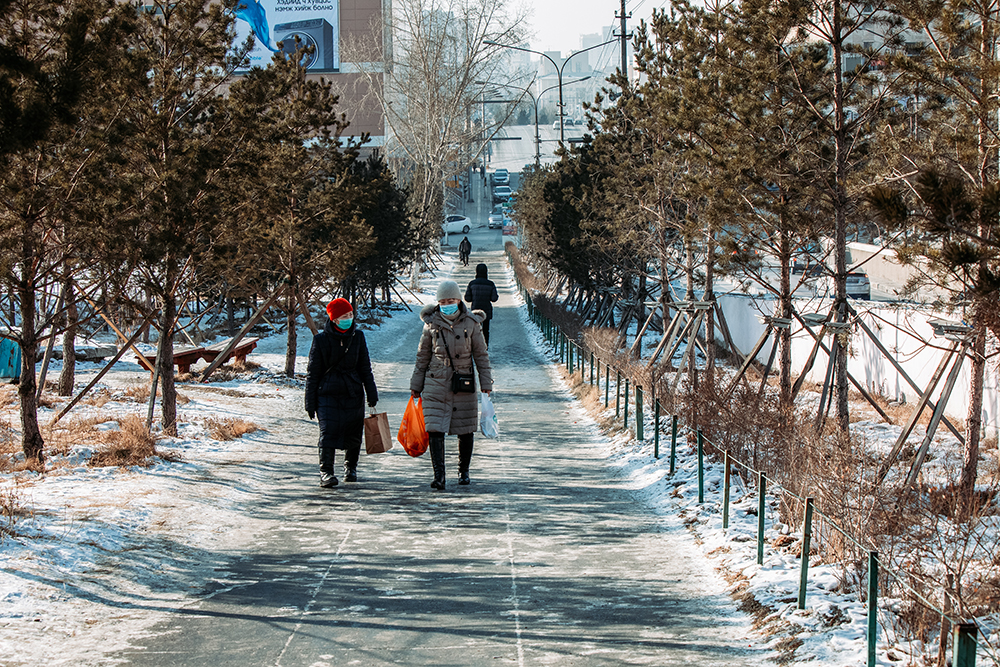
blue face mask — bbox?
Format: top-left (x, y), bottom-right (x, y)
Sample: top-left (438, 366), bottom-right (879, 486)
top-left (439, 303), bottom-right (459, 316)
top-left (336, 317), bottom-right (353, 329)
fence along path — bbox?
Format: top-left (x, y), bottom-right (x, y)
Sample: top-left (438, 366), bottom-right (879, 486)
top-left (514, 251), bottom-right (990, 667)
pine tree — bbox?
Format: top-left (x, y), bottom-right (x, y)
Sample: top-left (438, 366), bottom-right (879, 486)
top-left (116, 0), bottom-right (251, 436)
top-left (0, 0), bottom-right (140, 462)
top-left (210, 46), bottom-right (377, 377)
top-left (876, 0), bottom-right (1000, 497)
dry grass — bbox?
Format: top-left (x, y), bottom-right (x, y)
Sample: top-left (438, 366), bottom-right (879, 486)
top-left (43, 415), bottom-right (116, 456)
top-left (81, 388), bottom-right (113, 407)
top-left (0, 385), bottom-right (18, 410)
top-left (0, 478), bottom-right (29, 539)
top-left (89, 415), bottom-right (160, 468)
top-left (506, 241), bottom-right (542, 293)
top-left (122, 383), bottom-right (151, 403)
top-left (204, 417), bottom-right (260, 441)
top-left (188, 386), bottom-right (254, 398)
top-left (0, 417), bottom-right (14, 451)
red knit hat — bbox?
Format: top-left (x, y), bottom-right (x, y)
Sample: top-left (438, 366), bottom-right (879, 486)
top-left (326, 298), bottom-right (353, 321)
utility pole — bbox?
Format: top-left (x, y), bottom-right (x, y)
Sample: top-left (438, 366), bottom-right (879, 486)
top-left (616, 0), bottom-right (631, 85)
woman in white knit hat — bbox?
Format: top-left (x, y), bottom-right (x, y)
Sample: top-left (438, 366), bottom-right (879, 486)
top-left (410, 280), bottom-right (493, 489)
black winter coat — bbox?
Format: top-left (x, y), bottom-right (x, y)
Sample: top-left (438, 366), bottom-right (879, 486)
top-left (305, 320), bottom-right (378, 416)
top-left (465, 277), bottom-right (499, 319)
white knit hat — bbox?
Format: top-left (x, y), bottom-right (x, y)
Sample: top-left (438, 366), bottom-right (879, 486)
top-left (435, 280), bottom-right (462, 301)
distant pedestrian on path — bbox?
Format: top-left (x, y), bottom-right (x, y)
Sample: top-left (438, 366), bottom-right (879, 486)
top-left (458, 236), bottom-right (472, 266)
top-left (305, 298), bottom-right (378, 488)
top-left (465, 264), bottom-right (499, 347)
top-left (410, 281), bottom-right (493, 489)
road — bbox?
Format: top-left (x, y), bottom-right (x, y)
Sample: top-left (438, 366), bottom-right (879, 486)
top-left (486, 124), bottom-right (588, 173)
top-left (108, 205), bottom-right (765, 664)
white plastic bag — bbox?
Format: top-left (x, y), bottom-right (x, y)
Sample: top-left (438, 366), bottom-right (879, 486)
top-left (480, 392), bottom-right (499, 439)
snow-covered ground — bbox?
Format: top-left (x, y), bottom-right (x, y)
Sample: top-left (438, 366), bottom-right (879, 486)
top-left (0, 252), bottom-right (996, 665)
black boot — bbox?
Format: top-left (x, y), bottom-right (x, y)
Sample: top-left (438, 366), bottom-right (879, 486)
top-left (458, 433), bottom-right (474, 485)
top-left (429, 434), bottom-right (446, 490)
top-left (343, 445), bottom-right (360, 482)
top-left (319, 447), bottom-right (338, 488)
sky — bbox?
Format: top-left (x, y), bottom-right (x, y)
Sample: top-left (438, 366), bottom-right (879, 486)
top-left (525, 0), bottom-right (658, 54)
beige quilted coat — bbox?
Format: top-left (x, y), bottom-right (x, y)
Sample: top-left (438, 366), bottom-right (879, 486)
top-left (410, 303), bottom-right (493, 435)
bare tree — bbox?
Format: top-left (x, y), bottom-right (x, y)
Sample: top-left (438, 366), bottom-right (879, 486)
top-left (346, 0), bottom-right (529, 253)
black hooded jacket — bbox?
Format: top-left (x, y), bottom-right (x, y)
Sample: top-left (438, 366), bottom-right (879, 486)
top-left (304, 319), bottom-right (378, 414)
top-left (465, 263), bottom-right (499, 319)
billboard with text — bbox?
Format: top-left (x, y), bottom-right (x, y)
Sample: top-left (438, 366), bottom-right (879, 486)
top-left (234, 0), bottom-right (340, 73)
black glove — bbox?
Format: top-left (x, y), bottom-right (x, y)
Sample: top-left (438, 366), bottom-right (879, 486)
top-left (307, 410), bottom-right (315, 420)
top-left (368, 401), bottom-right (377, 409)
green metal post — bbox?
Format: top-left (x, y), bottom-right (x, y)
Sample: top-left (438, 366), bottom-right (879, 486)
top-left (867, 551), bottom-right (878, 667)
top-left (567, 340), bottom-right (573, 372)
top-left (953, 623), bottom-right (978, 667)
top-left (624, 379), bottom-right (630, 428)
top-left (615, 370), bottom-right (621, 417)
top-left (797, 497), bottom-right (814, 610)
top-left (697, 429), bottom-right (704, 503)
top-left (757, 472), bottom-right (766, 565)
top-left (722, 452), bottom-right (731, 530)
top-left (636, 386), bottom-right (643, 441)
top-left (669, 414), bottom-right (678, 474)
top-left (590, 352), bottom-right (594, 385)
top-left (654, 399), bottom-right (660, 459)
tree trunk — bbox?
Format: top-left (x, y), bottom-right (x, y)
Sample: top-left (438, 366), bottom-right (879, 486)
top-left (58, 276), bottom-right (77, 397)
top-left (684, 238), bottom-right (695, 301)
top-left (284, 296), bottom-right (297, 377)
top-left (704, 227), bottom-right (715, 392)
top-left (829, 0), bottom-right (851, 433)
top-left (779, 229), bottom-right (792, 411)
top-left (156, 288), bottom-right (178, 437)
top-left (17, 275), bottom-right (44, 462)
top-left (960, 317), bottom-right (986, 497)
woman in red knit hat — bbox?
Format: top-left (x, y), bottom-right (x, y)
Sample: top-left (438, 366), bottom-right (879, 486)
top-left (304, 298), bottom-right (378, 487)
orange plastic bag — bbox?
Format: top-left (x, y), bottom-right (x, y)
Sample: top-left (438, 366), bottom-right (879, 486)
top-left (397, 397), bottom-right (429, 457)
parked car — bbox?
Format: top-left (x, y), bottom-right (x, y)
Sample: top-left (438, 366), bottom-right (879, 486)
top-left (552, 119), bottom-right (562, 130)
top-left (492, 185), bottom-right (512, 203)
top-left (488, 211), bottom-right (505, 229)
top-left (493, 168), bottom-right (509, 186)
top-left (442, 214), bottom-right (471, 234)
top-left (844, 271), bottom-right (872, 299)
top-left (792, 241), bottom-right (824, 274)
top-left (819, 270), bottom-right (871, 299)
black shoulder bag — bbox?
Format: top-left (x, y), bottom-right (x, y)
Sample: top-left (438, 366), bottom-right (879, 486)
top-left (439, 330), bottom-right (475, 393)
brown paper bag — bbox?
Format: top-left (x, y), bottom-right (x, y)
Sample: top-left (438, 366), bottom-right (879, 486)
top-left (364, 412), bottom-right (393, 454)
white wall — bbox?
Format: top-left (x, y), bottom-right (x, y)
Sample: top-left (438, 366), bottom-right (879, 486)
top-left (709, 292), bottom-right (999, 439)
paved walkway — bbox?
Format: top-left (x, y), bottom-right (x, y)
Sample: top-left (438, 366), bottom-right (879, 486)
top-left (111, 248), bottom-right (764, 666)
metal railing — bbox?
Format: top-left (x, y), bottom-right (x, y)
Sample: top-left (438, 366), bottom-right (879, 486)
top-left (508, 254), bottom-right (988, 667)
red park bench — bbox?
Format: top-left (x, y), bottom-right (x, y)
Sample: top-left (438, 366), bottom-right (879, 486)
top-left (134, 337), bottom-right (258, 375)
top-left (200, 337), bottom-right (258, 366)
top-left (135, 346), bottom-right (205, 375)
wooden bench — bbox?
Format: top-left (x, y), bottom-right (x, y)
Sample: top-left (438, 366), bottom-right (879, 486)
top-left (135, 346), bottom-right (205, 375)
top-left (200, 337), bottom-right (258, 367)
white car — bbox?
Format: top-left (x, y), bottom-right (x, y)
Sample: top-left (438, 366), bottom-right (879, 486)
top-left (818, 271), bottom-right (871, 300)
top-left (492, 185), bottom-right (512, 203)
top-left (443, 214), bottom-right (471, 234)
top-left (488, 211), bottom-right (505, 229)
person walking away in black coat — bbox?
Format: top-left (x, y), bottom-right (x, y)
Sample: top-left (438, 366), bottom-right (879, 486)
top-left (305, 298), bottom-right (378, 488)
top-left (458, 236), bottom-right (472, 266)
top-left (465, 263), bottom-right (499, 346)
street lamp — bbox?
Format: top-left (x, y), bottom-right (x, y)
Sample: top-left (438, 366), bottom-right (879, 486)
top-left (480, 77), bottom-right (591, 168)
top-left (484, 38), bottom-right (616, 143)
